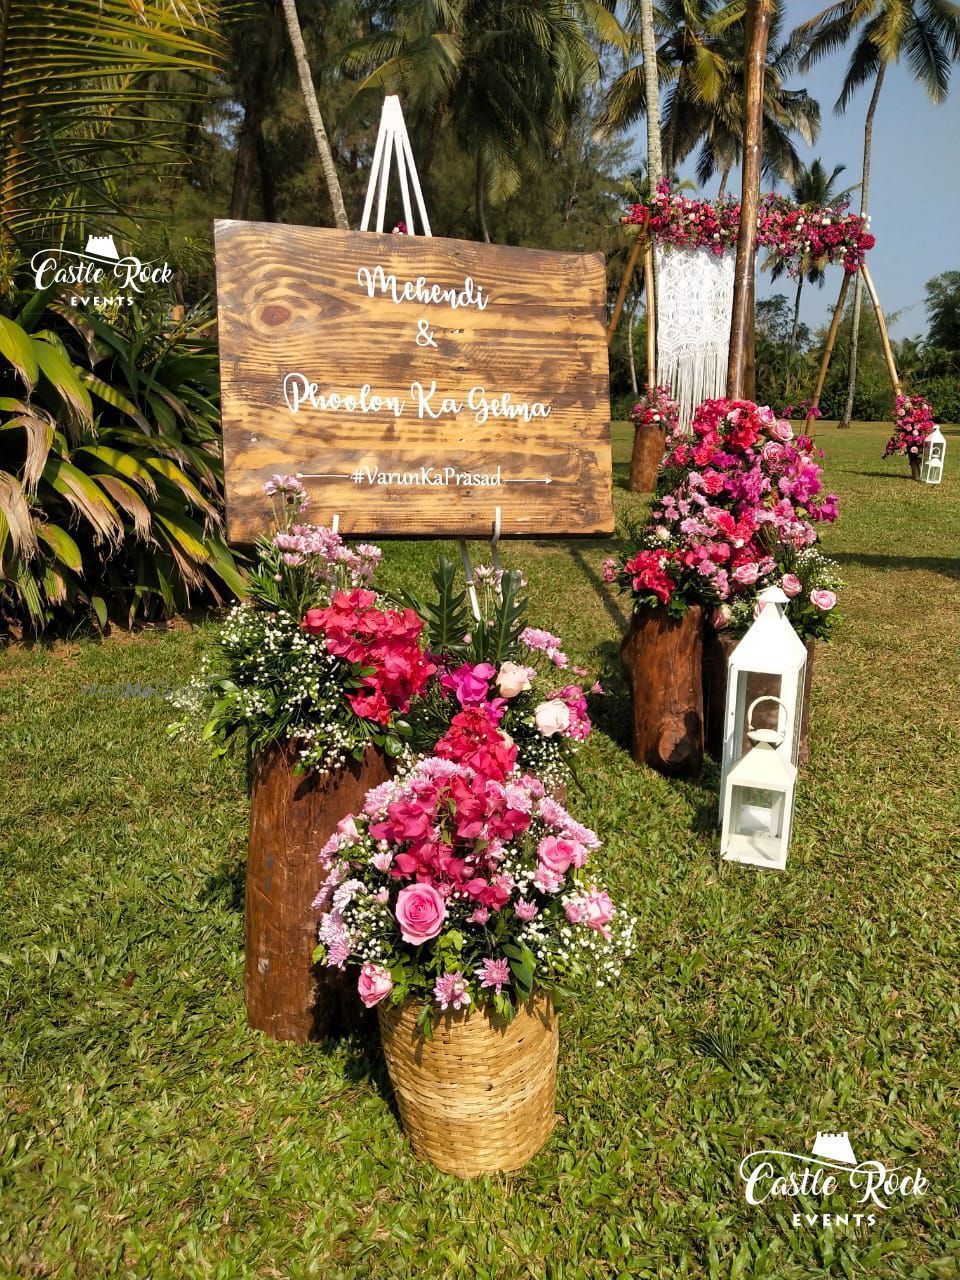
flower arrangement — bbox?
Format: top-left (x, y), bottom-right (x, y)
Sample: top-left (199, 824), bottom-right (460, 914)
top-left (883, 393), bottom-right (937, 459)
top-left (604, 399), bottom-right (842, 642)
top-left (630, 385), bottom-right (680, 433)
top-left (172, 476), bottom-right (435, 769)
top-left (624, 183), bottom-right (874, 278)
top-left (398, 558), bottom-right (599, 787)
top-left (313, 755), bottom-right (634, 1026)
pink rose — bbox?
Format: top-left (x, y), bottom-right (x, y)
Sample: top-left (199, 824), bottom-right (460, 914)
top-left (770, 420), bottom-right (794, 442)
top-left (395, 883), bottom-right (446, 945)
top-left (810, 589), bottom-right (836, 611)
top-left (761, 441), bottom-right (785, 465)
top-left (732, 562), bottom-right (759, 586)
top-left (357, 963), bottom-right (393, 1008)
top-left (534, 698), bottom-right (571, 737)
top-left (581, 888), bottom-right (616, 934)
top-left (538, 835), bottom-right (587, 874)
top-left (711, 605), bottom-right (732, 630)
top-left (781, 574), bottom-right (802, 598)
top-left (496, 661), bottom-right (535, 699)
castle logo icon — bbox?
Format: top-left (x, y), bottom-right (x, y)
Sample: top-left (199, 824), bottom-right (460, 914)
top-left (84, 234), bottom-right (120, 261)
top-left (811, 1131), bottom-right (857, 1165)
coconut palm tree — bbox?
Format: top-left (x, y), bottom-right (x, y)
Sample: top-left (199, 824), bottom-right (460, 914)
top-left (792, 0), bottom-right (960, 426)
top-left (601, 2), bottom-right (820, 189)
top-left (339, 1), bottom-right (617, 241)
top-left (0, 0), bottom-right (226, 250)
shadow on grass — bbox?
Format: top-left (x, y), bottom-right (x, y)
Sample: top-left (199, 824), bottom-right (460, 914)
top-left (202, 855), bottom-right (246, 915)
top-left (831, 551), bottom-right (959, 579)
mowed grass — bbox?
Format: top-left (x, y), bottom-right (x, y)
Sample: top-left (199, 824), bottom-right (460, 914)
top-left (1, 423), bottom-right (958, 1280)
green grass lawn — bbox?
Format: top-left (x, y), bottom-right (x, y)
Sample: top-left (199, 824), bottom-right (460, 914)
top-left (1, 423), bottom-right (958, 1279)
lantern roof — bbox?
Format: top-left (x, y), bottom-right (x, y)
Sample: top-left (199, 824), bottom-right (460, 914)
top-left (925, 425), bottom-right (946, 445)
top-left (728, 741), bottom-right (797, 788)
top-left (729, 600), bottom-right (807, 675)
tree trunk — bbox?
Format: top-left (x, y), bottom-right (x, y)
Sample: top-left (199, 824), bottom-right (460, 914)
top-left (256, 126), bottom-right (277, 221)
top-left (727, 0), bottom-right (773, 399)
top-left (789, 276), bottom-right (804, 354)
top-left (244, 742), bottom-right (390, 1041)
top-left (839, 63), bottom-right (885, 429)
top-left (621, 606), bottom-right (704, 777)
top-left (230, 107), bottom-right (261, 219)
top-left (717, 163), bottom-right (731, 199)
top-left (639, 0), bottom-right (662, 189)
top-left (628, 423), bottom-right (667, 493)
top-left (627, 302), bottom-right (639, 395)
top-left (476, 154), bottom-right (491, 243)
top-left (281, 0), bottom-right (349, 231)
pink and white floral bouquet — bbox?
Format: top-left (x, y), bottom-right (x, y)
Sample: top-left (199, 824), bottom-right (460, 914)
top-left (313, 754), bottom-right (634, 1026)
top-left (884, 393), bottom-right (937, 460)
top-left (399, 557), bottom-right (599, 787)
top-left (173, 476), bottom-right (435, 771)
top-left (604, 399), bottom-right (842, 641)
top-left (630, 385), bottom-right (680, 433)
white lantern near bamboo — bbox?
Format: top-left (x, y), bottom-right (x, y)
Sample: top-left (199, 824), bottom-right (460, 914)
top-left (718, 596), bottom-right (807, 826)
top-left (920, 426), bottom-right (946, 485)
top-left (720, 696), bottom-right (797, 870)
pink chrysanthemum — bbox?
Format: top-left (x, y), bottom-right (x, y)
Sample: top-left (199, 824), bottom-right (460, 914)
top-left (434, 971), bottom-right (472, 1011)
top-left (475, 957), bottom-right (511, 994)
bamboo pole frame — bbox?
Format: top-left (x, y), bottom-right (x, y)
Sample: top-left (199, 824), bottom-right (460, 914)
top-left (806, 272), bottom-right (850, 429)
top-left (643, 243), bottom-right (656, 391)
top-left (606, 232), bottom-right (645, 347)
top-left (860, 261), bottom-right (902, 395)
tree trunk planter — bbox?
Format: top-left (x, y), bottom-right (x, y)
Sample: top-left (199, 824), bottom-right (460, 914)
top-left (909, 454), bottom-right (922, 482)
top-left (378, 995), bottom-right (558, 1177)
top-left (245, 741), bottom-right (390, 1042)
top-left (628, 425), bottom-right (667, 493)
top-left (620, 605), bottom-right (704, 777)
top-left (702, 627), bottom-right (817, 765)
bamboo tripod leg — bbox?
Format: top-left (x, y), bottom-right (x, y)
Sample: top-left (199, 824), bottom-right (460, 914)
top-left (860, 262), bottom-right (902, 396)
top-left (607, 234), bottom-right (645, 346)
top-left (806, 272), bottom-right (851, 429)
top-left (643, 244), bottom-right (656, 390)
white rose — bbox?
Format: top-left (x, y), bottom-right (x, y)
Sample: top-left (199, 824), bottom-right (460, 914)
top-left (534, 699), bottom-right (571, 738)
top-left (497, 662), bottom-right (534, 699)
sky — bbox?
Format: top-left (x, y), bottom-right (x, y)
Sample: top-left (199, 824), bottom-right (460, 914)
top-left (630, 0), bottom-right (960, 341)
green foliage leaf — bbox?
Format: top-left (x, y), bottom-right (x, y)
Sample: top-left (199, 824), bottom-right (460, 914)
top-left (0, 316), bottom-right (39, 389)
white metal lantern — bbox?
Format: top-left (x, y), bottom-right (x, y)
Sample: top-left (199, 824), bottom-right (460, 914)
top-left (718, 599), bottom-right (807, 825)
top-left (920, 425), bottom-right (946, 485)
top-left (721, 697), bottom-right (797, 870)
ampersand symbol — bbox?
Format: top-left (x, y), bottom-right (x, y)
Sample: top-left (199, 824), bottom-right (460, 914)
top-left (415, 318), bottom-right (438, 348)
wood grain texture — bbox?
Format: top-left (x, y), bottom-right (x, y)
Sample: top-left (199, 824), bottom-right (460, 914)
top-left (621, 606), bottom-right (704, 777)
top-left (244, 741), bottom-right (390, 1042)
top-left (214, 221), bottom-right (614, 540)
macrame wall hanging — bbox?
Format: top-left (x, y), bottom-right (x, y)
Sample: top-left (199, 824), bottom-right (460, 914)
top-left (654, 246), bottom-right (735, 425)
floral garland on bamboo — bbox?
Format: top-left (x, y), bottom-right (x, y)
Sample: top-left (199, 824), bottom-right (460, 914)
top-left (623, 182), bottom-right (875, 279)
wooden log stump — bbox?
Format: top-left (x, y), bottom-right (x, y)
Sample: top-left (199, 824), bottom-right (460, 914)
top-left (702, 626), bottom-right (816, 765)
top-left (245, 741), bottom-right (390, 1042)
top-left (909, 454), bottom-right (922, 482)
top-left (628, 425), bottom-right (667, 493)
top-left (620, 606), bottom-right (704, 777)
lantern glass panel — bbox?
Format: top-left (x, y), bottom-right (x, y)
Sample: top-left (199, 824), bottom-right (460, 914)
top-left (732, 669), bottom-right (804, 761)
top-left (727, 785), bottom-right (786, 863)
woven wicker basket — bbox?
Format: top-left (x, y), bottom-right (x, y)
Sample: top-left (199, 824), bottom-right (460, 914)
top-left (378, 994), bottom-right (558, 1177)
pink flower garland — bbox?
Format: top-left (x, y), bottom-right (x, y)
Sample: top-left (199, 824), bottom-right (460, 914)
top-left (624, 183), bottom-right (875, 279)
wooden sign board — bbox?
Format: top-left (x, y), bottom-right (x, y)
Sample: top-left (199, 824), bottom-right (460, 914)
top-left (214, 221), bottom-right (613, 541)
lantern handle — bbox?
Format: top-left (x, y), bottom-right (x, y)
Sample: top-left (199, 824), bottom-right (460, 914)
top-left (746, 695), bottom-right (789, 745)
